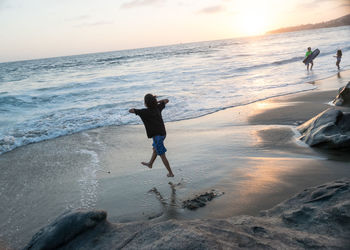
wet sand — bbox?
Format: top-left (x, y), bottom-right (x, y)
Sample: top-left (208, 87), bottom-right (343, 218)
top-left (1, 70), bottom-right (350, 248)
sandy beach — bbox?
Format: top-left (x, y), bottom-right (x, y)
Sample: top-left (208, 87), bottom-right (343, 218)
top-left (1, 70), bottom-right (350, 249)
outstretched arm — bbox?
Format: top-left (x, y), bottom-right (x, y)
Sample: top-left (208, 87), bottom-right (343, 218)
top-left (158, 99), bottom-right (169, 104)
top-left (129, 108), bottom-right (135, 113)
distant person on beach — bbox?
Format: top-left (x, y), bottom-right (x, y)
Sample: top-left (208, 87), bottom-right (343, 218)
top-left (334, 49), bottom-right (342, 70)
top-left (305, 47), bottom-right (313, 71)
top-left (129, 94), bottom-right (174, 177)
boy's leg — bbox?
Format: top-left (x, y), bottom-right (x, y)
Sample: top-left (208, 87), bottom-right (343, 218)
top-left (310, 61), bottom-right (313, 70)
top-left (142, 148), bottom-right (157, 168)
top-left (160, 154), bottom-right (174, 177)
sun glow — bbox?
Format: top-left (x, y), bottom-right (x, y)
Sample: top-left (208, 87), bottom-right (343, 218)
top-left (237, 10), bottom-right (269, 36)
top-left (232, 0), bottom-right (272, 37)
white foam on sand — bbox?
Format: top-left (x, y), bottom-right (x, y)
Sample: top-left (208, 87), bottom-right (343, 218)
top-left (78, 148), bottom-right (100, 208)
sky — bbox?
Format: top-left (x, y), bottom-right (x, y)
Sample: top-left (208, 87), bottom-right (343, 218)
top-left (0, 0), bottom-right (349, 62)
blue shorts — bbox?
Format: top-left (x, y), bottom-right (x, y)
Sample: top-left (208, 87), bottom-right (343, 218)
top-left (152, 135), bottom-right (167, 155)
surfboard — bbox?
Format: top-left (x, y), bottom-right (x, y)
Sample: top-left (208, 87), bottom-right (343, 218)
top-left (303, 48), bottom-right (320, 65)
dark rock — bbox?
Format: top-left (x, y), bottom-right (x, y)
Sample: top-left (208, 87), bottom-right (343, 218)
top-left (182, 190), bottom-right (223, 210)
top-left (263, 179), bottom-right (350, 235)
top-left (333, 81), bottom-right (350, 106)
top-left (24, 209), bottom-right (107, 250)
top-left (281, 206), bottom-right (314, 224)
top-left (297, 108), bottom-right (350, 148)
top-left (251, 226), bottom-right (268, 237)
top-left (25, 179), bottom-right (350, 249)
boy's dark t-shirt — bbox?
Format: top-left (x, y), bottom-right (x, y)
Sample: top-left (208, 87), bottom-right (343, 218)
top-left (134, 102), bottom-right (166, 138)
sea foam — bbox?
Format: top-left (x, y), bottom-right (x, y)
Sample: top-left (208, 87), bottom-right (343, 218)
top-left (0, 26), bottom-right (349, 155)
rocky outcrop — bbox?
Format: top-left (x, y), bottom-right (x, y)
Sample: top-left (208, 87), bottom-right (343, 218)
top-left (25, 179), bottom-right (350, 249)
top-left (297, 108), bottom-right (350, 148)
top-left (260, 179), bottom-right (350, 240)
top-left (24, 210), bottom-right (106, 250)
top-left (333, 81), bottom-right (350, 106)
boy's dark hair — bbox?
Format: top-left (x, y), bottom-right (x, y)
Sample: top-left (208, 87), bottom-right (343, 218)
top-left (337, 50), bottom-right (342, 56)
top-left (144, 94), bottom-right (157, 109)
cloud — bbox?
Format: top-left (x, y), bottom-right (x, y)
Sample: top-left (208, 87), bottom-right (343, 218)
top-left (317, 0), bottom-right (350, 10)
top-left (338, 0), bottom-right (350, 8)
top-left (73, 20), bottom-right (114, 28)
top-left (296, 0), bottom-right (315, 9)
top-left (65, 15), bottom-right (91, 22)
top-left (66, 14), bottom-right (114, 28)
top-left (198, 5), bottom-right (226, 14)
top-left (298, 0), bottom-right (350, 9)
top-left (0, 0), bottom-right (9, 10)
top-left (121, 0), bottom-right (162, 9)
top-left (315, 0), bottom-right (350, 3)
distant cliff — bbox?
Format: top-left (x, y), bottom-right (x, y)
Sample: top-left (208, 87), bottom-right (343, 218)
top-left (267, 14), bottom-right (350, 34)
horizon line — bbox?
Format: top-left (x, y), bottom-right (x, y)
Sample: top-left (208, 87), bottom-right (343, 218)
top-left (2, 24), bottom-right (349, 64)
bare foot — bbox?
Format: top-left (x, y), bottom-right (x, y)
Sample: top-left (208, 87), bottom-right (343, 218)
top-left (167, 173), bottom-right (174, 177)
top-left (141, 162), bottom-right (152, 169)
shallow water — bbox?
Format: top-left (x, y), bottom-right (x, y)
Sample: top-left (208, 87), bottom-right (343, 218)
top-left (0, 26), bottom-right (349, 154)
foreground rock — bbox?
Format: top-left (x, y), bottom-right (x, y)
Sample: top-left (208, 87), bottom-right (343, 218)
top-left (297, 108), bottom-right (350, 148)
top-left (25, 179), bottom-right (350, 249)
top-left (333, 81), bottom-right (350, 106)
top-left (24, 210), bottom-right (106, 250)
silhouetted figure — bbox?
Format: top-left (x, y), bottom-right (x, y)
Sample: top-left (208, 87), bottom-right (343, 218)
top-left (305, 47), bottom-right (313, 71)
top-left (335, 50), bottom-right (342, 70)
top-left (129, 94), bottom-right (174, 177)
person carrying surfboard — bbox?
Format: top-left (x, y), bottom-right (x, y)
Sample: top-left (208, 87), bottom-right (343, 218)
top-left (305, 47), bottom-right (313, 71)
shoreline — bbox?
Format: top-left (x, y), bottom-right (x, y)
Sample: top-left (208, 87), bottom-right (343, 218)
top-left (1, 70), bottom-right (350, 248)
top-left (1, 69), bottom-right (349, 157)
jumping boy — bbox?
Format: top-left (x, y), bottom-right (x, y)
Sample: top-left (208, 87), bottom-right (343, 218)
top-left (129, 94), bottom-right (174, 177)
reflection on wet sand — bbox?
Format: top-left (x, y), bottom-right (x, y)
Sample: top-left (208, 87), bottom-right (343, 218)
top-left (236, 157), bottom-right (302, 198)
top-left (148, 182), bottom-right (182, 220)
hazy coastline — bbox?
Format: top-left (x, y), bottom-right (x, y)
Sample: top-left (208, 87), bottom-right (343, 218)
top-left (267, 13), bottom-right (350, 34)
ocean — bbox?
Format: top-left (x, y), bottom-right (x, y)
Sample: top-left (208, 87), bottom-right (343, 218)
top-left (0, 26), bottom-right (349, 155)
